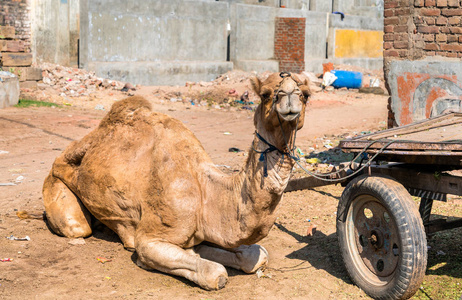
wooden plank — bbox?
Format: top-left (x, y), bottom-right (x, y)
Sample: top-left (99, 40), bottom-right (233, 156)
top-left (1, 52), bottom-right (32, 67)
top-left (0, 26), bottom-right (15, 39)
top-left (370, 164), bottom-right (462, 196)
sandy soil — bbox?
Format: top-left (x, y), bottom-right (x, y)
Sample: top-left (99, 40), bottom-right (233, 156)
top-left (1, 72), bottom-right (459, 299)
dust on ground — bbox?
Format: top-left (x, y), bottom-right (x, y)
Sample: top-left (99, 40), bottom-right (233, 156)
top-left (1, 66), bottom-right (461, 299)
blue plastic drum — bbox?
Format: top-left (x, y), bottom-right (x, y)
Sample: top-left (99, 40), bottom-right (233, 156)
top-left (331, 70), bottom-right (363, 89)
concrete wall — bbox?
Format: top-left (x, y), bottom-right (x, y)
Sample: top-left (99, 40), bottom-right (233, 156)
top-left (80, 0), bottom-right (232, 85)
top-left (230, 4), bottom-right (279, 73)
top-left (32, 0), bottom-right (79, 66)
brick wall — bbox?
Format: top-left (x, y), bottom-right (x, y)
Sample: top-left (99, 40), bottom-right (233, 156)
top-left (384, 0), bottom-right (462, 60)
top-left (383, 0), bottom-right (462, 128)
top-left (274, 17), bottom-right (306, 74)
top-left (0, 0), bottom-right (31, 52)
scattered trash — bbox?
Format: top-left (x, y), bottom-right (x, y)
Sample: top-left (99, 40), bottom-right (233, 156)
top-left (104, 276), bottom-right (111, 280)
top-left (0, 183), bottom-right (16, 186)
top-left (436, 250), bottom-right (446, 256)
top-left (370, 78), bottom-right (380, 87)
top-left (94, 104), bottom-right (105, 110)
top-left (6, 235), bottom-right (30, 241)
top-left (256, 269), bottom-right (272, 279)
top-left (223, 132), bottom-right (232, 135)
top-left (68, 238), bottom-right (86, 246)
top-left (121, 82), bottom-right (136, 92)
top-left (216, 165), bottom-right (231, 169)
top-left (0, 150), bottom-right (9, 155)
top-left (229, 147), bottom-right (243, 153)
top-left (97, 256), bottom-right (112, 264)
top-left (331, 70), bottom-right (363, 89)
top-left (16, 211), bottom-right (43, 220)
top-left (306, 224), bottom-right (317, 236)
top-left (15, 176), bottom-right (25, 182)
top-left (359, 86), bottom-right (385, 95)
top-left (322, 72), bottom-right (337, 89)
top-left (1, 258), bottom-right (13, 262)
top-left (306, 158), bottom-right (321, 164)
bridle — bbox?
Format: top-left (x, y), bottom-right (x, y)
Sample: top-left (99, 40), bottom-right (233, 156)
top-left (252, 72), bottom-right (304, 177)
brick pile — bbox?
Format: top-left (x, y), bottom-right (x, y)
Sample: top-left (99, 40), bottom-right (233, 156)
top-left (274, 17), bottom-right (306, 74)
top-left (0, 25), bottom-right (41, 87)
top-left (384, 0), bottom-right (462, 59)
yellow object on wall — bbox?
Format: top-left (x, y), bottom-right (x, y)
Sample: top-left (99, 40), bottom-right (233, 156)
top-left (334, 29), bottom-right (383, 58)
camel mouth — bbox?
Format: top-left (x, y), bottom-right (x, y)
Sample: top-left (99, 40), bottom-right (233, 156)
top-left (279, 112), bottom-right (300, 121)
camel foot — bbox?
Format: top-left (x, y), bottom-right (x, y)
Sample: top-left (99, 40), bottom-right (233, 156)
top-left (196, 259), bottom-right (228, 290)
top-left (235, 244), bottom-right (269, 273)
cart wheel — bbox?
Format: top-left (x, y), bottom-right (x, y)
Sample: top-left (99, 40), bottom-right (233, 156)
top-left (336, 175), bottom-right (427, 300)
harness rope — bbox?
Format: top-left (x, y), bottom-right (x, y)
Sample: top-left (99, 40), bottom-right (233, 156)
top-left (253, 72), bottom-right (397, 181)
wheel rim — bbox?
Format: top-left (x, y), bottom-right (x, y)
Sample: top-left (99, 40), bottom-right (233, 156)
top-left (345, 194), bottom-right (400, 285)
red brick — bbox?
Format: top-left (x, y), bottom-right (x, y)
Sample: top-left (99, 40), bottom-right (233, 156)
top-left (441, 27), bottom-right (451, 32)
top-left (417, 25), bottom-right (440, 33)
top-left (385, 17), bottom-right (400, 25)
top-left (447, 35), bottom-right (459, 42)
top-left (436, 33), bottom-right (448, 41)
top-left (384, 49), bottom-right (399, 57)
top-left (423, 33), bottom-right (435, 41)
top-left (425, 17), bottom-right (436, 24)
top-left (384, 25), bottom-right (394, 33)
top-left (398, 49), bottom-right (410, 57)
top-left (442, 8), bottom-right (462, 16)
top-left (437, 0), bottom-right (448, 6)
top-left (384, 33), bottom-right (395, 41)
top-left (384, 42), bottom-right (393, 49)
top-left (437, 16), bottom-right (448, 24)
top-left (394, 41), bottom-right (409, 48)
top-left (415, 0), bottom-right (425, 5)
top-left (448, 0), bottom-right (459, 6)
top-left (384, 1), bottom-right (399, 9)
top-left (446, 52), bottom-right (458, 57)
top-left (426, 51), bottom-right (436, 55)
top-left (440, 43), bottom-right (462, 51)
top-left (450, 27), bottom-right (462, 33)
top-left (384, 9), bottom-right (395, 17)
top-left (396, 7), bottom-right (411, 15)
top-left (448, 16), bottom-right (461, 24)
top-left (394, 25), bottom-right (408, 32)
top-left (425, 0), bottom-right (436, 5)
top-left (424, 43), bottom-right (439, 50)
top-left (422, 8), bottom-right (441, 16)
top-left (459, 52), bottom-right (462, 57)
top-left (459, 36), bottom-right (462, 42)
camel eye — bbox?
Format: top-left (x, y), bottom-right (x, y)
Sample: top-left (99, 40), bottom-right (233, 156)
top-left (261, 88), bottom-right (272, 101)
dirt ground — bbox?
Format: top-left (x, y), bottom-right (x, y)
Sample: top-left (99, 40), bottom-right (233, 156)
top-left (1, 71), bottom-right (461, 299)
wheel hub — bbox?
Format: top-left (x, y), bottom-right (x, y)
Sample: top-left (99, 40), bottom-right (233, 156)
top-left (353, 199), bottom-right (400, 277)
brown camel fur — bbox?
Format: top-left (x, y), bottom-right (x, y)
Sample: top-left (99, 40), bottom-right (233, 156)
top-left (43, 73), bottom-right (311, 290)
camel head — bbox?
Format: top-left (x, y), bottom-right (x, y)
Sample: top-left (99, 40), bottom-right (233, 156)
top-left (250, 72), bottom-right (311, 132)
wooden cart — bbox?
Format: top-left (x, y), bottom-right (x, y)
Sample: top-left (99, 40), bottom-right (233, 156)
top-left (286, 113), bottom-right (462, 300)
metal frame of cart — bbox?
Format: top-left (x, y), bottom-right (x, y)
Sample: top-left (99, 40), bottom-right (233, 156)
top-left (285, 113), bottom-right (462, 300)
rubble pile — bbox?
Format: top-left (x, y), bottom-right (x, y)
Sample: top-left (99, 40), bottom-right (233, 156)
top-left (39, 63), bottom-right (125, 98)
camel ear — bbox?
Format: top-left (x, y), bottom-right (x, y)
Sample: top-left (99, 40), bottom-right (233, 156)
top-left (250, 76), bottom-right (261, 95)
top-left (300, 79), bottom-right (311, 99)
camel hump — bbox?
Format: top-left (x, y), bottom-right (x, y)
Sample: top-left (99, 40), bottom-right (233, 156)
top-left (101, 96), bottom-right (153, 127)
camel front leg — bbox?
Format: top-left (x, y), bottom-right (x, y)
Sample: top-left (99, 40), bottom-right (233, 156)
top-left (195, 244), bottom-right (268, 273)
top-left (135, 238), bottom-right (228, 290)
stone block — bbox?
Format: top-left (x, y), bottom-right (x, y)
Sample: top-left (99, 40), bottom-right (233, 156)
top-left (19, 80), bottom-right (38, 90)
top-left (0, 40), bottom-right (25, 52)
top-left (0, 26), bottom-right (15, 39)
top-left (0, 75), bottom-right (20, 109)
top-left (1, 52), bottom-right (33, 66)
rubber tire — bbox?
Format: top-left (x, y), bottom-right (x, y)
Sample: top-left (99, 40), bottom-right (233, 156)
top-left (336, 175), bottom-right (427, 300)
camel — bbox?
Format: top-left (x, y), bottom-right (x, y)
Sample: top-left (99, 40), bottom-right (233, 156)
top-left (43, 72), bottom-right (311, 290)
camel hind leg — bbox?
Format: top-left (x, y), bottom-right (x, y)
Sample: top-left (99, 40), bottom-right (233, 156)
top-left (43, 172), bottom-right (92, 238)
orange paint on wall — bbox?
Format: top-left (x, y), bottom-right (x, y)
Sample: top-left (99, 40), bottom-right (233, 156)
top-left (396, 73), bottom-right (458, 125)
top-left (334, 29), bottom-right (383, 58)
